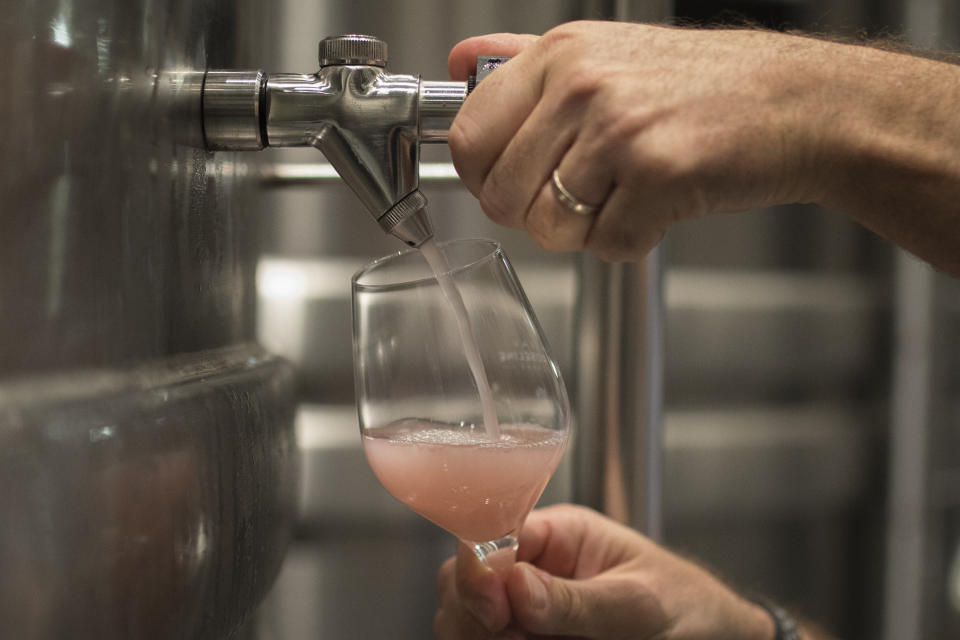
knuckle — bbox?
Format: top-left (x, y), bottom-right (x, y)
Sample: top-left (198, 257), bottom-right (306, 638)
top-left (529, 221), bottom-right (585, 253)
top-left (526, 213), bottom-right (560, 250)
top-left (559, 62), bottom-right (603, 106)
top-left (596, 107), bottom-right (655, 159)
top-left (432, 609), bottom-right (447, 639)
top-left (447, 115), bottom-right (484, 189)
top-left (615, 109), bottom-right (652, 145)
top-left (556, 582), bottom-right (586, 628)
top-left (562, 503), bottom-right (597, 519)
top-left (478, 178), bottom-right (517, 227)
top-left (626, 136), bottom-right (711, 222)
top-left (447, 110), bottom-right (480, 156)
top-left (436, 559), bottom-right (454, 596)
top-left (447, 116), bottom-right (472, 162)
top-left (640, 149), bottom-right (687, 185)
top-left (540, 21), bottom-right (582, 48)
top-left (625, 131), bottom-right (696, 187)
top-left (525, 189), bottom-right (590, 252)
top-left (527, 229), bottom-right (556, 253)
top-left (526, 212), bottom-right (570, 253)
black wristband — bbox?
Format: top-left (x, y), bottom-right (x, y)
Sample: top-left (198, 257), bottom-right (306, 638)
top-left (753, 598), bottom-right (802, 640)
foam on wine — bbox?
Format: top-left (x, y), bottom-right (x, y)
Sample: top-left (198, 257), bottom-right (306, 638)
top-left (363, 420), bottom-right (566, 543)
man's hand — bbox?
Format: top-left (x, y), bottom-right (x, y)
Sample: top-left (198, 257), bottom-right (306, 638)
top-left (434, 504), bottom-right (775, 639)
top-left (448, 21), bottom-right (960, 275)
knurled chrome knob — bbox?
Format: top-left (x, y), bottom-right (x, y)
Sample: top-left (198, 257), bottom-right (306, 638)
top-left (318, 34), bottom-right (387, 67)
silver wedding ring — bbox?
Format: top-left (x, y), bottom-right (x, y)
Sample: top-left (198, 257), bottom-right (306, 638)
top-left (551, 169), bottom-right (600, 216)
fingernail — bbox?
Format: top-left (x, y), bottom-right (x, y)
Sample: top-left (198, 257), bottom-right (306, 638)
top-left (522, 565), bottom-right (548, 611)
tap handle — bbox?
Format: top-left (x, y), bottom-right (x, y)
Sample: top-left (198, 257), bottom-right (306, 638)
top-left (318, 34), bottom-right (387, 67)
top-left (467, 56), bottom-right (510, 93)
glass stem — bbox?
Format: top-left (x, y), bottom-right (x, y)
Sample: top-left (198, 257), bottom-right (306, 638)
top-left (466, 534), bottom-right (519, 575)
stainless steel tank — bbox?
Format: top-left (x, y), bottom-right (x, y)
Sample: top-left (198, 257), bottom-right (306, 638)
top-left (0, 1), bottom-right (297, 638)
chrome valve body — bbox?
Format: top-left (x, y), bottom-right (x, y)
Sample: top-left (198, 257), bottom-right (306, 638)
top-left (202, 35), bottom-right (469, 247)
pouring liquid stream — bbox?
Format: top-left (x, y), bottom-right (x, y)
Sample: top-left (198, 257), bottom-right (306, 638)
top-left (418, 236), bottom-right (501, 440)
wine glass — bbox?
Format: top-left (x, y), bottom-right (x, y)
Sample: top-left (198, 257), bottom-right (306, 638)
top-left (352, 238), bottom-right (571, 569)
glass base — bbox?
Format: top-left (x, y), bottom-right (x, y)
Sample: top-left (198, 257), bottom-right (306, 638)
top-left (468, 534), bottom-right (519, 574)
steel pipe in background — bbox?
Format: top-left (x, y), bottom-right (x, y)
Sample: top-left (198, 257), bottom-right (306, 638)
top-left (567, 0), bottom-right (668, 540)
top-left (572, 254), bottom-right (664, 538)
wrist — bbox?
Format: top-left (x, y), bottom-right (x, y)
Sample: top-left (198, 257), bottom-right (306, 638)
top-left (752, 598), bottom-right (803, 640)
top-left (741, 32), bottom-right (852, 208)
top-left (805, 40), bottom-right (960, 213)
top-left (739, 600), bottom-right (778, 640)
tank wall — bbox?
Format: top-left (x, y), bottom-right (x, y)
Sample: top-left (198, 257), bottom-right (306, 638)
top-left (0, 2), bottom-right (298, 638)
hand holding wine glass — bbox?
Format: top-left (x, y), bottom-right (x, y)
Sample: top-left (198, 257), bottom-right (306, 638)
top-left (435, 505), bottom-right (783, 640)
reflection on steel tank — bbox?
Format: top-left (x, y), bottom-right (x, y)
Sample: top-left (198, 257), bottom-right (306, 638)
top-left (0, 1), bottom-right (296, 638)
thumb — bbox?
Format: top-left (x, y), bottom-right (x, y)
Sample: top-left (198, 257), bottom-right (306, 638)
top-left (448, 33), bottom-right (540, 80)
top-left (454, 543), bottom-right (511, 632)
top-left (506, 563), bottom-right (662, 638)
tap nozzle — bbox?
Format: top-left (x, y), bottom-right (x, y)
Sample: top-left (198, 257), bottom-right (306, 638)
top-left (380, 190), bottom-right (433, 247)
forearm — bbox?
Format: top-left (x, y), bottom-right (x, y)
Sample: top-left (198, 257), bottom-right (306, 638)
top-left (808, 39), bottom-right (960, 277)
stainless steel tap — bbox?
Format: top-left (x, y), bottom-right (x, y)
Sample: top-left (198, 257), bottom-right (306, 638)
top-left (202, 34), bottom-right (475, 247)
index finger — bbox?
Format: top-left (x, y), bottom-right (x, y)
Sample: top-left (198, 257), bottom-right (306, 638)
top-left (447, 33), bottom-right (544, 197)
top-left (517, 505), bottom-right (643, 580)
top-left (447, 33), bottom-right (539, 80)
top-left (516, 506), bottom-right (588, 578)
